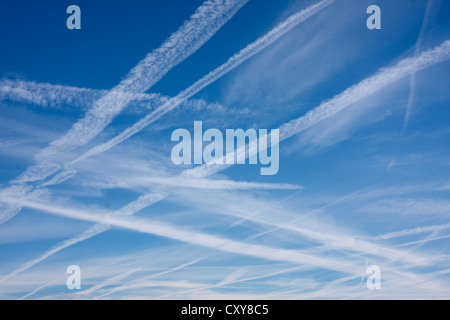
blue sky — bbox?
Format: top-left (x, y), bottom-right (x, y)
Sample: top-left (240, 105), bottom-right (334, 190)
top-left (0, 0), bottom-right (450, 299)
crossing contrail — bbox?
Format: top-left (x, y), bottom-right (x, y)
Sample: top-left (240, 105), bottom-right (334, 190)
top-left (403, 0), bottom-right (441, 130)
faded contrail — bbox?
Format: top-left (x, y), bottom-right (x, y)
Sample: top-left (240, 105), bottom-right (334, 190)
top-left (0, 224), bottom-right (109, 285)
top-left (373, 222), bottom-right (450, 240)
top-left (78, 267), bottom-right (143, 297)
top-left (403, 0), bottom-right (441, 130)
top-left (18, 279), bottom-right (59, 300)
top-left (0, 79), bottom-right (105, 110)
top-left (0, 79), bottom-right (222, 115)
top-left (89, 259), bottom-right (202, 299)
top-left (96, 258), bottom-right (203, 299)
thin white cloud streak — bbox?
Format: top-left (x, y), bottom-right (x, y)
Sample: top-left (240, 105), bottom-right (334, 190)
top-left (0, 196), bottom-right (363, 274)
top-left (0, 79), bottom-right (223, 116)
top-left (241, 186), bottom-right (367, 237)
top-left (18, 279), bottom-right (59, 300)
top-left (0, 224), bottom-right (110, 285)
top-left (78, 267), bottom-right (143, 297)
top-left (0, 79), bottom-right (104, 110)
top-left (79, 174), bottom-right (302, 192)
top-left (373, 222), bottom-right (450, 240)
top-left (155, 265), bottom-right (315, 300)
top-left (136, 176), bottom-right (302, 191)
top-left (96, 258), bottom-right (203, 299)
top-left (66, 0), bottom-right (335, 167)
top-left (113, 192), bottom-right (168, 216)
top-left (396, 234), bottom-right (450, 247)
top-left (403, 0), bottom-right (441, 130)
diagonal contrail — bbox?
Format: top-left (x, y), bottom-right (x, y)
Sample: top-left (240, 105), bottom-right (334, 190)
top-left (0, 223), bottom-right (110, 285)
top-left (403, 0), bottom-right (441, 130)
top-left (0, 79), bottom-right (223, 115)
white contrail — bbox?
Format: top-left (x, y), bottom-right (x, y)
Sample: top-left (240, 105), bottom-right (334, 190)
top-left (0, 79), bottom-right (220, 115)
top-left (373, 222), bottom-right (450, 240)
top-left (403, 0), bottom-right (441, 130)
top-left (0, 79), bottom-right (104, 110)
top-left (93, 258), bottom-right (202, 299)
top-left (156, 265), bottom-right (310, 299)
top-left (0, 195), bottom-right (362, 274)
top-left (78, 267), bottom-right (143, 297)
top-left (124, 176), bottom-right (302, 191)
top-left (397, 233), bottom-right (450, 247)
top-left (15, 0), bottom-right (248, 184)
top-left (18, 279), bottom-right (59, 300)
top-left (0, 223), bottom-right (109, 285)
